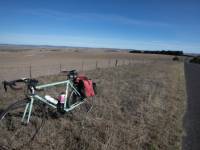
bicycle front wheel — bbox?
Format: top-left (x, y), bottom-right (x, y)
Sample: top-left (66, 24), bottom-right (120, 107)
top-left (0, 99), bottom-right (45, 150)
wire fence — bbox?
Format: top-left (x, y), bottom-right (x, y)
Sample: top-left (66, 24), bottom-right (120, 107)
top-left (0, 58), bottom-right (149, 81)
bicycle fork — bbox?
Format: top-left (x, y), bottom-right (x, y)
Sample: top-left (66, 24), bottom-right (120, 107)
top-left (21, 96), bottom-right (34, 124)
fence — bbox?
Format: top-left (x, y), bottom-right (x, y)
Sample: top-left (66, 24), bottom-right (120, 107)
top-left (0, 58), bottom-right (149, 81)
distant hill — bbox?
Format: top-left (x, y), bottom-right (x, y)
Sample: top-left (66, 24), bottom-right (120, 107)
top-left (0, 44), bottom-right (132, 52)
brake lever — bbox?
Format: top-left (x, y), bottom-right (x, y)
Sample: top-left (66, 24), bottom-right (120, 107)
top-left (28, 79), bottom-right (43, 92)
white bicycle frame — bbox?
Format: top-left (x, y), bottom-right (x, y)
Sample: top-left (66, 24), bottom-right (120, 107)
top-left (22, 79), bottom-right (85, 124)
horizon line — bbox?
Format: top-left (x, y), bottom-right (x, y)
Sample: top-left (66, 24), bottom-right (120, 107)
top-left (0, 43), bottom-right (189, 53)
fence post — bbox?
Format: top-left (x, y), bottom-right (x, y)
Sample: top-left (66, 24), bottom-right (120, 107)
top-left (96, 60), bottom-right (98, 69)
top-left (81, 60), bottom-right (84, 72)
top-left (29, 64), bottom-right (32, 78)
top-left (59, 63), bottom-right (62, 73)
top-left (115, 59), bottom-right (118, 67)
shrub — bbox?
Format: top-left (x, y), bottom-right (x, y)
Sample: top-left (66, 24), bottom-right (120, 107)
top-left (173, 56), bottom-right (179, 61)
top-left (190, 56), bottom-right (200, 64)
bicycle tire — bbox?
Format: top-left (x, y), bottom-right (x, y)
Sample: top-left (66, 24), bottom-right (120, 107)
top-left (67, 89), bottom-right (95, 111)
top-left (0, 99), bottom-right (27, 120)
top-left (0, 99), bottom-right (45, 150)
top-left (68, 96), bottom-right (94, 127)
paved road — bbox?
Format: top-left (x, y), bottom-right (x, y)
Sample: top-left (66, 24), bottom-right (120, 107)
top-left (183, 63), bottom-right (200, 150)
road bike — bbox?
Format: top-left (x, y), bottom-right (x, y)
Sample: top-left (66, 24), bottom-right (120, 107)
top-left (0, 70), bottom-right (95, 149)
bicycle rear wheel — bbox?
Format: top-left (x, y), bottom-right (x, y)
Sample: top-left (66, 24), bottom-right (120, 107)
top-left (0, 99), bottom-right (45, 150)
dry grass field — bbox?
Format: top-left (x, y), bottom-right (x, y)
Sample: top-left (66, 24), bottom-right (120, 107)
top-left (0, 52), bottom-right (186, 150)
top-left (0, 49), bottom-right (173, 80)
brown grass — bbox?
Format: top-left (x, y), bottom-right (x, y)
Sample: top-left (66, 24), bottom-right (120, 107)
top-left (0, 58), bottom-right (186, 150)
top-left (0, 50), bottom-right (173, 80)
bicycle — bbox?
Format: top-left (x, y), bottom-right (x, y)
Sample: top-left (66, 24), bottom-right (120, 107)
top-left (0, 70), bottom-right (96, 149)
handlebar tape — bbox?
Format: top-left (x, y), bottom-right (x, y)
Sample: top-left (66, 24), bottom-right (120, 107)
top-left (2, 79), bottom-right (39, 92)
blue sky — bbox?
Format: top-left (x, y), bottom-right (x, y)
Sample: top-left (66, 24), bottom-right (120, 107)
top-left (0, 0), bottom-right (200, 53)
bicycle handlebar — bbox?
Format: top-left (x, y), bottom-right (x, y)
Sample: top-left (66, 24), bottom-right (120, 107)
top-left (3, 69), bottom-right (78, 92)
top-left (2, 78), bottom-right (41, 92)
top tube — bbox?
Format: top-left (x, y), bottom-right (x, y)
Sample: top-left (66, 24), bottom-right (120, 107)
top-left (36, 80), bottom-right (70, 89)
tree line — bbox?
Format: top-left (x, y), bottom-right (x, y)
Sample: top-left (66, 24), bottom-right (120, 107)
top-left (129, 50), bottom-right (183, 56)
